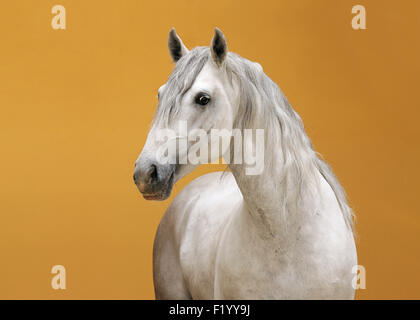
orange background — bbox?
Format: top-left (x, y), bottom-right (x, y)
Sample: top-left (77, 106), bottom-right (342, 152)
top-left (0, 0), bottom-right (419, 299)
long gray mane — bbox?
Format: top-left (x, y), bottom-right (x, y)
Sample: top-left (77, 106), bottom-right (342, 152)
top-left (155, 46), bottom-right (354, 232)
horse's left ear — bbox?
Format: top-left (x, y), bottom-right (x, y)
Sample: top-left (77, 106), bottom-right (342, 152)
top-left (168, 28), bottom-right (189, 63)
top-left (210, 28), bottom-right (227, 66)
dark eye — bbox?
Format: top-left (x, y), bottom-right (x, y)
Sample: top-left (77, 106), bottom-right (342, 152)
top-left (195, 93), bottom-right (211, 106)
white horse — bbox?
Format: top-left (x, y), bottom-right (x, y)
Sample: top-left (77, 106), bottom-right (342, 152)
top-left (133, 28), bottom-right (357, 299)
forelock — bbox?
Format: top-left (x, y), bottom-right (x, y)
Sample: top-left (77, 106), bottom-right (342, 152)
top-left (154, 47), bottom-right (210, 125)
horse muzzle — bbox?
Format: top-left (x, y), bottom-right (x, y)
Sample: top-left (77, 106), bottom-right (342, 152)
top-left (133, 161), bottom-right (175, 201)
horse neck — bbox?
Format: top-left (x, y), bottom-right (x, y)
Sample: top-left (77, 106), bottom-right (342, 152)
top-left (228, 97), bottom-right (320, 238)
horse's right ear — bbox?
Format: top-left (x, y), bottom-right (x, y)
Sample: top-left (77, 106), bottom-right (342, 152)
top-left (168, 28), bottom-right (189, 63)
top-left (210, 28), bottom-right (227, 66)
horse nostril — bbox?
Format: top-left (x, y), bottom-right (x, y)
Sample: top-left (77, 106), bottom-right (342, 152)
top-left (148, 164), bottom-right (158, 183)
top-left (134, 163), bottom-right (159, 188)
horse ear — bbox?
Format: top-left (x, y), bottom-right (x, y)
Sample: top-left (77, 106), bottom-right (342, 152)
top-left (210, 28), bottom-right (227, 66)
top-left (168, 28), bottom-right (189, 63)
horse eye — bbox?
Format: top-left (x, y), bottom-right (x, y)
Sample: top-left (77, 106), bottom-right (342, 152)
top-left (195, 93), bottom-right (211, 106)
